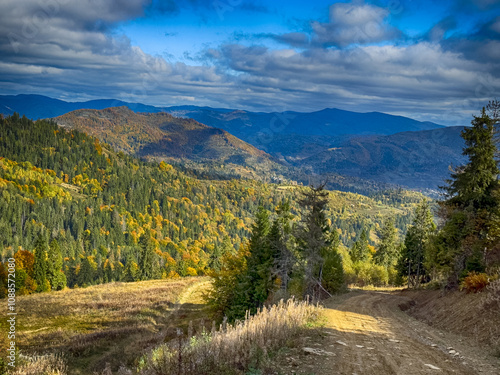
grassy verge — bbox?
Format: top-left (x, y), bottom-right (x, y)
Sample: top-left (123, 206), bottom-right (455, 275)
top-left (137, 298), bottom-right (322, 375)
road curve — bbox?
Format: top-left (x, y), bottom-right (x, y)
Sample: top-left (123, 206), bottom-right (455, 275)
top-left (309, 290), bottom-right (499, 375)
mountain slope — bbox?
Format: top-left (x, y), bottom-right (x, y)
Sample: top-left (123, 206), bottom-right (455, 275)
top-left (269, 127), bottom-right (465, 189)
top-left (53, 107), bottom-right (284, 181)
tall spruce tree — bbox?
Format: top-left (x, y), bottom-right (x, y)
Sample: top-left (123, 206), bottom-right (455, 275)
top-left (244, 206), bottom-right (272, 312)
top-left (77, 256), bottom-right (96, 287)
top-left (350, 229), bottom-right (370, 263)
top-left (397, 200), bottom-right (436, 288)
top-left (321, 229), bottom-right (345, 293)
top-left (269, 201), bottom-right (295, 293)
top-left (33, 235), bottom-right (49, 292)
top-left (444, 108), bottom-right (499, 209)
top-left (436, 107), bottom-right (500, 287)
top-left (374, 218), bottom-right (399, 268)
top-left (296, 184), bottom-right (343, 298)
top-left (46, 239), bottom-right (67, 291)
top-left (138, 233), bottom-right (158, 280)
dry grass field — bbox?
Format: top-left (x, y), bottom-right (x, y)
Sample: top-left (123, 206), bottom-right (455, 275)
top-left (2, 277), bottom-right (210, 374)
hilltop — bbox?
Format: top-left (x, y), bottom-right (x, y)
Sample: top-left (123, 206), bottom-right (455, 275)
top-left (54, 106), bottom-right (270, 163)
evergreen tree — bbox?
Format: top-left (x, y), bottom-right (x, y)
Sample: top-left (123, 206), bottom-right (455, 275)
top-left (123, 256), bottom-right (139, 282)
top-left (243, 206), bottom-right (272, 313)
top-left (33, 235), bottom-right (49, 292)
top-left (444, 108), bottom-right (499, 209)
top-left (138, 233), bottom-right (158, 280)
top-left (397, 200), bottom-right (436, 288)
top-left (269, 201), bottom-right (295, 293)
top-left (374, 218), bottom-right (399, 268)
top-left (350, 229), bottom-right (370, 263)
top-left (435, 107), bottom-right (500, 287)
top-left (77, 256), bottom-right (96, 287)
top-left (321, 230), bottom-right (345, 293)
top-left (46, 239), bottom-right (67, 291)
top-left (296, 184), bottom-right (343, 298)
top-left (209, 245), bottom-right (223, 272)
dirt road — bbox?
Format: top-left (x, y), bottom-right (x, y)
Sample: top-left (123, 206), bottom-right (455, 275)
top-left (295, 290), bottom-right (500, 375)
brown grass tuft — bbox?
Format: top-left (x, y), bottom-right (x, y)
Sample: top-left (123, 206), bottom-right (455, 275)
top-left (138, 298), bottom-right (321, 375)
top-left (10, 354), bottom-right (67, 375)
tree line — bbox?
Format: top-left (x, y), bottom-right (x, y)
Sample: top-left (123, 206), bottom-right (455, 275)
top-left (0, 113), bottom-right (420, 297)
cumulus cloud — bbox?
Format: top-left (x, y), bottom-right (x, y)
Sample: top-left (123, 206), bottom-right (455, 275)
top-left (0, 0), bottom-right (235, 105)
top-left (311, 2), bottom-right (401, 47)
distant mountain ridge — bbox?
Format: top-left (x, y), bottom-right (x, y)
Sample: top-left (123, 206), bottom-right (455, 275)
top-left (166, 106), bottom-right (444, 149)
top-left (0, 94), bottom-right (466, 191)
top-left (0, 94), bottom-right (445, 138)
top-left (0, 94), bottom-right (163, 119)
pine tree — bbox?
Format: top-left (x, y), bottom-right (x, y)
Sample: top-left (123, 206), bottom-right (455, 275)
top-left (321, 230), bottom-right (345, 293)
top-left (33, 235), bottom-right (49, 292)
top-left (209, 245), bottom-right (223, 272)
top-left (296, 184), bottom-right (342, 299)
top-left (397, 200), bottom-right (436, 288)
top-left (374, 218), bottom-right (399, 268)
top-left (243, 206), bottom-right (272, 313)
top-left (123, 256), bottom-right (139, 282)
top-left (444, 108), bottom-right (499, 209)
top-left (269, 201), bottom-right (295, 293)
top-left (77, 256), bottom-right (96, 287)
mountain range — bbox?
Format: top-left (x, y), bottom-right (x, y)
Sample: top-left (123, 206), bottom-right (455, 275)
top-left (0, 94), bottom-right (466, 191)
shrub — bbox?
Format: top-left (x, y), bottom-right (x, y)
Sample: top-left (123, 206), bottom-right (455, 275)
top-left (460, 272), bottom-right (490, 293)
top-left (370, 264), bottom-right (389, 287)
top-left (186, 267), bottom-right (198, 277)
top-left (353, 261), bottom-right (372, 286)
top-left (138, 298), bottom-right (320, 375)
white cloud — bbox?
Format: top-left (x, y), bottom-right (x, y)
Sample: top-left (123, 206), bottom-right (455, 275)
top-left (311, 2), bottom-right (401, 47)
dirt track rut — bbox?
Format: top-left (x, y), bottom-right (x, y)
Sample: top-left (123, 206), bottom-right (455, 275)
top-left (307, 290), bottom-right (499, 375)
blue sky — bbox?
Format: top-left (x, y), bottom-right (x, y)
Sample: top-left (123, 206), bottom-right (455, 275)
top-left (0, 0), bottom-right (499, 125)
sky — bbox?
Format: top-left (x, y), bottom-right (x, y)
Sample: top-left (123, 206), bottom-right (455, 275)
top-left (0, 0), bottom-right (499, 125)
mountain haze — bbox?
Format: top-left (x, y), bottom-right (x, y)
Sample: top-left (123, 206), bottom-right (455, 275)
top-left (0, 94), bottom-right (445, 138)
top-left (278, 127), bottom-right (466, 189)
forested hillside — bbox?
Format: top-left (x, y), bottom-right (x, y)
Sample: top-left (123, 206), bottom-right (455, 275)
top-left (0, 113), bottom-right (423, 296)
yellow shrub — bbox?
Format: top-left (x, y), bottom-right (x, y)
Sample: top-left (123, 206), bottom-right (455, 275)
top-left (460, 272), bottom-right (490, 293)
top-left (186, 267), bottom-right (198, 276)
